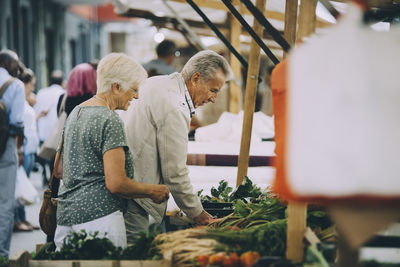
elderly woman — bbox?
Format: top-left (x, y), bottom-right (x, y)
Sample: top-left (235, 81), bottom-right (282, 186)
top-left (54, 53), bottom-right (170, 249)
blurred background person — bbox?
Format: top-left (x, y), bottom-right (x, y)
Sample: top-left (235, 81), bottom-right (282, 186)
top-left (143, 40), bottom-right (178, 77)
top-left (12, 68), bottom-right (40, 232)
top-left (57, 63), bottom-right (97, 117)
top-left (34, 70), bottom-right (65, 185)
top-left (0, 49), bottom-right (25, 258)
top-left (20, 69), bottom-right (40, 177)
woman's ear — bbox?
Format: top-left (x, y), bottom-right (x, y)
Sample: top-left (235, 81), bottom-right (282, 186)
top-left (111, 83), bottom-right (120, 93)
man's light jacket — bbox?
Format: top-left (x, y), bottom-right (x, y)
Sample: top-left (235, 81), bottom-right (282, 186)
top-left (123, 72), bottom-right (203, 223)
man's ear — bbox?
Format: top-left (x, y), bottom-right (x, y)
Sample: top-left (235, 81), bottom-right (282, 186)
top-left (191, 72), bottom-right (201, 84)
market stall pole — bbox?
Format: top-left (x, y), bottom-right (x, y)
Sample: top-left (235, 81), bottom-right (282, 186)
top-left (228, 0), bottom-right (242, 114)
top-left (285, 0), bottom-right (317, 263)
top-left (236, 0), bottom-right (266, 187)
top-left (283, 0), bottom-right (297, 59)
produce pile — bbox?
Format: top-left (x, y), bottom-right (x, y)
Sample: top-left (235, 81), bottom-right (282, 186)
top-left (161, 177), bottom-right (335, 266)
top-left (34, 177), bottom-right (335, 267)
top-left (34, 224), bottom-right (162, 261)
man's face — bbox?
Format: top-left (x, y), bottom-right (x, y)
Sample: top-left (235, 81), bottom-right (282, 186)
top-left (189, 68), bottom-right (226, 108)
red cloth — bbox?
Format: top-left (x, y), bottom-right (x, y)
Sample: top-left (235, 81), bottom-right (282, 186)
top-left (270, 59), bottom-right (293, 200)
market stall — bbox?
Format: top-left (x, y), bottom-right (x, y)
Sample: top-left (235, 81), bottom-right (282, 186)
top-left (9, 0), bottom-right (400, 266)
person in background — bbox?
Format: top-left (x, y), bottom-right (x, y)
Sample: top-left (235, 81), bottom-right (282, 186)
top-left (143, 40), bottom-right (178, 77)
top-left (20, 69), bottom-right (40, 176)
top-left (35, 70), bottom-right (65, 141)
top-left (12, 69), bottom-right (41, 232)
top-left (56, 63), bottom-right (97, 117)
top-left (54, 53), bottom-right (169, 250)
top-left (0, 49), bottom-right (25, 258)
top-left (123, 50), bottom-right (232, 243)
top-left (34, 70), bottom-right (65, 185)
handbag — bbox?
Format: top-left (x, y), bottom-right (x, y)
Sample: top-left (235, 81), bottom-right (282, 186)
top-left (39, 135), bottom-right (63, 236)
top-left (38, 93), bottom-right (67, 161)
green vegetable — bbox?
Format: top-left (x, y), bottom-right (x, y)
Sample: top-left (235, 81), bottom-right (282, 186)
top-left (198, 176), bottom-right (264, 204)
top-left (307, 206), bottom-right (333, 231)
top-left (206, 219), bottom-right (287, 257)
top-left (229, 176), bottom-right (262, 201)
top-left (303, 245), bottom-right (330, 267)
top-left (50, 230), bottom-right (122, 260)
top-left (0, 255), bottom-right (8, 267)
top-left (34, 242), bottom-right (56, 260)
top-left (121, 224), bottom-right (162, 260)
top-left (233, 199), bottom-right (251, 217)
top-left (34, 225), bottom-right (162, 261)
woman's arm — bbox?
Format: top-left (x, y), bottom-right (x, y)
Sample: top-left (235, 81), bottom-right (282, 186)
top-left (55, 155), bottom-right (63, 179)
top-left (103, 147), bottom-right (169, 204)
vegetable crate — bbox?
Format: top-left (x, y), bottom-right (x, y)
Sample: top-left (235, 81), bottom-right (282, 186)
top-left (9, 251), bottom-right (171, 267)
top-left (202, 202), bottom-right (234, 218)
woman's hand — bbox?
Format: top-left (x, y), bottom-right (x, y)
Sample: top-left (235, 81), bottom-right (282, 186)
top-left (148, 184), bottom-right (170, 204)
top-left (104, 147), bottom-right (170, 201)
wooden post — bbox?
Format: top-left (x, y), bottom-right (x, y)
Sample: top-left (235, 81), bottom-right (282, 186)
top-left (297, 0), bottom-right (317, 41)
top-left (286, 202), bottom-right (307, 262)
top-left (236, 0), bottom-right (266, 187)
top-left (229, 0), bottom-right (242, 114)
top-left (286, 0), bottom-right (317, 263)
top-left (283, 0), bottom-right (298, 58)
top-left (8, 251), bottom-right (31, 267)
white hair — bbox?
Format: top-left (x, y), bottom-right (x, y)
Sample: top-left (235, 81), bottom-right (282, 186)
top-left (181, 50), bottom-right (232, 82)
top-left (96, 53), bottom-right (147, 94)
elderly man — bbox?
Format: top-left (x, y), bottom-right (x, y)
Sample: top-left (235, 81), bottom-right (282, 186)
top-left (0, 50), bottom-right (25, 257)
top-left (123, 50), bottom-right (231, 242)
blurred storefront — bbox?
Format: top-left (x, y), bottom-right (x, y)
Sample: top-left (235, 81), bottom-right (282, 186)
top-left (0, 0), bottom-right (105, 90)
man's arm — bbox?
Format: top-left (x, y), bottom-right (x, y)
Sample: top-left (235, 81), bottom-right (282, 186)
top-left (156, 108), bottom-right (208, 221)
top-left (9, 80), bottom-right (25, 147)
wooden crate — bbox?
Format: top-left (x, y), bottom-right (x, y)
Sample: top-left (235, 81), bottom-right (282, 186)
top-left (9, 251), bottom-right (171, 267)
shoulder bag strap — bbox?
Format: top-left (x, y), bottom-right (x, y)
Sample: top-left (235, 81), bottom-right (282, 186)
top-left (0, 78), bottom-right (16, 99)
top-left (48, 133), bottom-right (64, 189)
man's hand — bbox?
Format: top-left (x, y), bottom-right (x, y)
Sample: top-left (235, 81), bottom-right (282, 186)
top-left (149, 185), bottom-right (170, 204)
top-left (194, 210), bottom-right (213, 225)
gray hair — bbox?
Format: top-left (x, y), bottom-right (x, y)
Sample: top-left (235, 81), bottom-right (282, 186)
top-left (181, 50), bottom-right (232, 82)
top-left (97, 53), bottom-right (147, 94)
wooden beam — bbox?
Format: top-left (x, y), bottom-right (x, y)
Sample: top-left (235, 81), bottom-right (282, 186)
top-left (169, 0), bottom-right (332, 28)
top-left (236, 0), bottom-right (266, 187)
top-left (229, 10), bottom-right (242, 114)
top-left (283, 0), bottom-right (298, 58)
top-left (297, 0), bottom-right (317, 41)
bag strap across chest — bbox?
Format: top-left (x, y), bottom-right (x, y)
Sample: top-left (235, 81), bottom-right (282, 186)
top-left (0, 78), bottom-right (16, 99)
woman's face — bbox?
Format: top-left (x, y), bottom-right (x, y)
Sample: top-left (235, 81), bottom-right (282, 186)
top-left (116, 84), bottom-right (139, 111)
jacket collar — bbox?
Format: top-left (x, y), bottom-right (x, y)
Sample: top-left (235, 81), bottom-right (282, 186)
top-left (170, 72), bottom-right (195, 118)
